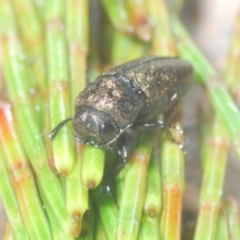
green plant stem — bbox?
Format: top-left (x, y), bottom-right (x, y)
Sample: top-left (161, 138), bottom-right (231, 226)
top-left (194, 117), bottom-right (229, 240)
top-left (64, 0), bottom-right (89, 222)
top-left (223, 11), bottom-right (240, 97)
top-left (146, 0), bottom-right (176, 56)
top-left (160, 140), bottom-right (184, 240)
top-left (3, 223), bottom-right (16, 240)
top-left (65, 144), bottom-right (88, 222)
top-left (226, 197), bottom-right (240, 239)
top-left (143, 149), bottom-right (162, 217)
top-left (116, 131), bottom-right (155, 240)
top-left (101, 0), bottom-right (130, 35)
top-left (111, 31), bottom-right (146, 65)
top-left (0, 1), bottom-right (77, 236)
top-left (95, 219), bottom-right (108, 240)
top-left (45, 0), bottom-right (76, 175)
top-left (172, 17), bottom-right (240, 160)
top-left (92, 183), bottom-right (118, 240)
top-left (215, 208), bottom-right (228, 240)
top-left (0, 128), bottom-right (29, 240)
top-left (137, 214), bottom-right (159, 240)
top-left (82, 146), bottom-right (106, 189)
top-left (12, 0), bottom-right (45, 91)
top-left (66, 0), bottom-right (89, 106)
top-left (0, 104), bottom-right (51, 240)
top-left (125, 0), bottom-right (152, 41)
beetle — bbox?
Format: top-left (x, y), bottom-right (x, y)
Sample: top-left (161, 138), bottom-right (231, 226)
top-left (49, 56), bottom-right (193, 159)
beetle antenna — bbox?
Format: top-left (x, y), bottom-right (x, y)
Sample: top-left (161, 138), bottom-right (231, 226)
top-left (49, 117), bottom-right (72, 141)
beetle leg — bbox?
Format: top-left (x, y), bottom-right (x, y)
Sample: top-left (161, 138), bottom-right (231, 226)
top-left (132, 121), bottom-right (173, 141)
top-left (163, 100), bottom-right (180, 123)
top-left (133, 121), bottom-right (185, 153)
top-left (106, 132), bottom-right (132, 176)
top-left (117, 132), bottom-right (131, 161)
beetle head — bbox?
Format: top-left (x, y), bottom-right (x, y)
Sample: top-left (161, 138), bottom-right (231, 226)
top-left (73, 106), bottom-right (120, 147)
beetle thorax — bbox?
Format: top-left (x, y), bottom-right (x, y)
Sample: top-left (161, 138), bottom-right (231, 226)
top-left (74, 76), bottom-right (145, 131)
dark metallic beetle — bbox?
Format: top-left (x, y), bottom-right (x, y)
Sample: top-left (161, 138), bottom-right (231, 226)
top-left (49, 56), bottom-right (193, 158)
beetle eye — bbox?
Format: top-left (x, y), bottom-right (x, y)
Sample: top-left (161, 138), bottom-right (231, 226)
top-left (99, 122), bottom-right (118, 143)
